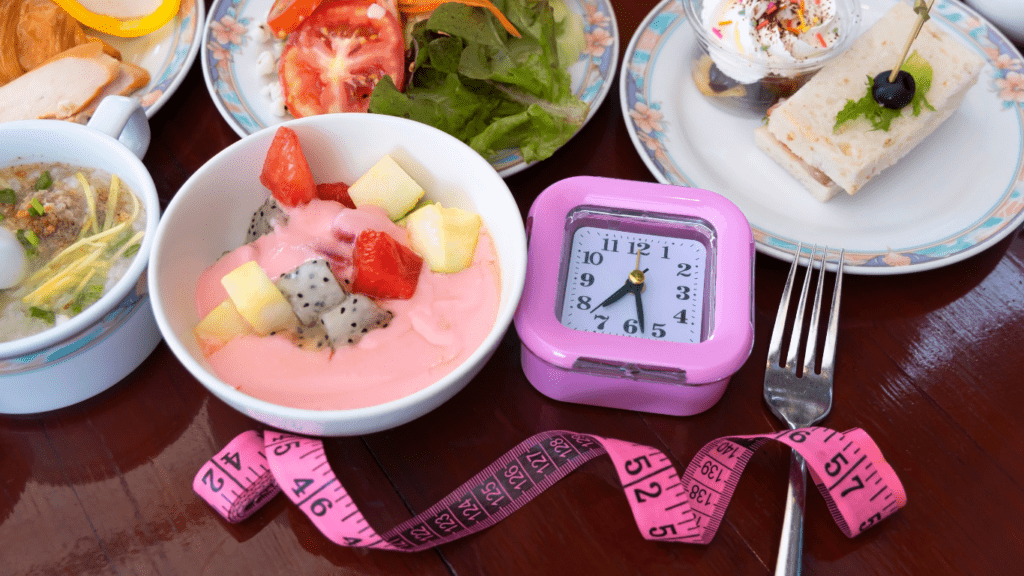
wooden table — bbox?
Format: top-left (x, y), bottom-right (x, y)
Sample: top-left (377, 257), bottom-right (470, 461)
top-left (3, 2), bottom-right (1024, 574)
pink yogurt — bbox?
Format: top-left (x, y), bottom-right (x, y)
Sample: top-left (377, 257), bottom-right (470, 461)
top-left (194, 199), bottom-right (501, 410)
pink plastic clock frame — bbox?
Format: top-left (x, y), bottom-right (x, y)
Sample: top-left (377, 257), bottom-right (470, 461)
top-left (514, 176), bottom-right (755, 416)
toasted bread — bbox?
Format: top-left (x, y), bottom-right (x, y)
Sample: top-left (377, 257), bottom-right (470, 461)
top-left (756, 2), bottom-right (985, 200)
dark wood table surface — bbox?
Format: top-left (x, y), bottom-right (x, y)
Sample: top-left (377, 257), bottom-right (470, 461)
top-left (4, 2), bottom-right (1024, 574)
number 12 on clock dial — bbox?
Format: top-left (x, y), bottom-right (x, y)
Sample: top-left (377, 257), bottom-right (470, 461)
top-left (560, 227), bottom-right (707, 344)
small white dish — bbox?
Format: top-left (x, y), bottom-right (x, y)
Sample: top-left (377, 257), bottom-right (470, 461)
top-left (90, 0), bottom-right (205, 118)
top-left (149, 113), bottom-right (527, 436)
top-left (200, 0), bottom-right (618, 176)
top-left (0, 97), bottom-right (163, 414)
top-left (621, 0), bottom-right (1024, 275)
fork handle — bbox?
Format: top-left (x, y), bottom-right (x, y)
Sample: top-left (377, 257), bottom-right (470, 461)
top-left (774, 450), bottom-right (808, 576)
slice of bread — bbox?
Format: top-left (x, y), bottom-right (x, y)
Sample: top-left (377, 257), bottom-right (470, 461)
top-left (71, 60), bottom-right (151, 123)
top-left (758, 1), bottom-right (985, 200)
top-left (754, 125), bottom-right (844, 202)
top-left (0, 52), bottom-right (120, 123)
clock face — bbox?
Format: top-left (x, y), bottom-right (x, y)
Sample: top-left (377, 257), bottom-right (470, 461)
top-left (559, 225), bottom-right (708, 344)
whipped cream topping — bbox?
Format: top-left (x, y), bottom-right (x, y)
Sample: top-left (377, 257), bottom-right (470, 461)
top-left (702, 0), bottom-right (843, 83)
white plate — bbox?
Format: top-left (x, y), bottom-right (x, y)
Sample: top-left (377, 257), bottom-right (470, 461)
top-left (93, 0), bottom-right (205, 118)
top-left (621, 0), bottom-right (1024, 275)
top-left (201, 0), bottom-right (618, 176)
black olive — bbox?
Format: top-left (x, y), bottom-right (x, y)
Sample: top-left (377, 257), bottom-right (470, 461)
top-left (872, 70), bottom-right (916, 110)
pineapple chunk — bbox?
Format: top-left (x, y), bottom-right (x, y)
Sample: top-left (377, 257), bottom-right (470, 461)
top-left (194, 299), bottom-right (254, 351)
top-left (347, 155), bottom-right (425, 221)
top-left (220, 260), bottom-right (298, 335)
top-left (405, 203), bottom-right (482, 273)
top-left (394, 198), bottom-right (434, 227)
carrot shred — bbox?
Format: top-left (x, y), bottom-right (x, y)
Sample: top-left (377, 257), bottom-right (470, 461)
top-left (398, 0), bottom-right (521, 37)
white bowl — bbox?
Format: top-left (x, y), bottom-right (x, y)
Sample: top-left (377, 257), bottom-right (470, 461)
top-left (0, 100), bottom-right (162, 414)
top-left (149, 114), bottom-right (527, 436)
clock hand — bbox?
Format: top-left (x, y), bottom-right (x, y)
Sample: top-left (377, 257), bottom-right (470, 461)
top-left (596, 281), bottom-right (632, 309)
top-left (632, 283), bottom-right (645, 333)
top-left (596, 249), bottom-right (648, 319)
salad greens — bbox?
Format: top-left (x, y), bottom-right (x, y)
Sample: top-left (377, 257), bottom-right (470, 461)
top-left (369, 0), bottom-right (588, 163)
top-left (834, 51), bottom-right (936, 133)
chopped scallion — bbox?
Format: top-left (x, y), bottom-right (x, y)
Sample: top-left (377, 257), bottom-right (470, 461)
top-left (15, 229), bottom-right (38, 256)
top-left (68, 284), bottom-right (104, 314)
top-left (29, 198), bottom-right (45, 217)
top-left (123, 243), bottom-right (140, 258)
top-left (34, 171), bottom-right (52, 190)
top-left (29, 306), bottom-right (55, 324)
top-left (0, 188), bottom-right (14, 204)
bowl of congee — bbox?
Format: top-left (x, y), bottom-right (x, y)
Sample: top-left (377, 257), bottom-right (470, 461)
top-left (0, 96), bottom-right (161, 414)
top-left (149, 114), bottom-right (527, 437)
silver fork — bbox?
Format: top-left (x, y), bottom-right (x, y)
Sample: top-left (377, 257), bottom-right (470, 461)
top-left (763, 244), bottom-right (844, 576)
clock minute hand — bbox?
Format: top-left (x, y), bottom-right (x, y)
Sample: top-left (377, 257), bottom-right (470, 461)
top-left (627, 263), bottom-right (647, 333)
top-left (631, 283), bottom-right (645, 333)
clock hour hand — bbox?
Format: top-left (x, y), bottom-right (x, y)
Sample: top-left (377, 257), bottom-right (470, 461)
top-left (596, 281), bottom-right (632, 309)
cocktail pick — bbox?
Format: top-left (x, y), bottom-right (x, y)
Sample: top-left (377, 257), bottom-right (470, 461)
top-left (872, 0), bottom-right (935, 109)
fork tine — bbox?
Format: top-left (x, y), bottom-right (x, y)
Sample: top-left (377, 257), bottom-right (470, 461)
top-left (768, 242), bottom-right (803, 368)
top-left (820, 249), bottom-right (845, 375)
top-left (803, 247), bottom-right (828, 375)
top-left (785, 245), bottom-right (818, 370)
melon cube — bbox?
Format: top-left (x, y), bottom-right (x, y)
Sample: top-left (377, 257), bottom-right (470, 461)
top-left (347, 155), bottom-right (425, 221)
top-left (220, 260), bottom-right (298, 335)
top-left (405, 203), bottom-right (482, 273)
top-left (194, 299), bottom-right (254, 352)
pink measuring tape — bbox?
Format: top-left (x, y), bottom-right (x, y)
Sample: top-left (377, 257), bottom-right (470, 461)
top-left (194, 427), bottom-right (906, 550)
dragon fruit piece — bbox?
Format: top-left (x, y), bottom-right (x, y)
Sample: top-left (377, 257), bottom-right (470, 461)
top-left (319, 295), bottom-right (394, 347)
top-left (246, 197), bottom-right (288, 243)
top-left (282, 323), bottom-right (332, 351)
top-left (275, 259), bottom-right (348, 326)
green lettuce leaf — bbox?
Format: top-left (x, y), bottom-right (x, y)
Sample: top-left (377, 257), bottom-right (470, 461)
top-left (833, 51), bottom-right (936, 132)
top-left (368, 0), bottom-right (588, 163)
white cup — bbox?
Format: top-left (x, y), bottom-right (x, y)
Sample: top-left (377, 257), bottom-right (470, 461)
top-left (0, 96), bottom-right (162, 414)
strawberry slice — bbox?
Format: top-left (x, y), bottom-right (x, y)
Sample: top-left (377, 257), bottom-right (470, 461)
top-left (259, 126), bottom-right (317, 207)
top-left (316, 181), bottom-right (356, 208)
top-left (351, 230), bottom-right (423, 300)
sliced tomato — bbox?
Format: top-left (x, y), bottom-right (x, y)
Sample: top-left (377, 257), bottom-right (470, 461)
top-left (279, 0), bottom-right (406, 117)
top-left (351, 230), bottom-right (423, 300)
top-left (267, 0), bottom-right (324, 38)
top-left (259, 127), bottom-right (317, 207)
top-left (316, 182), bottom-right (356, 208)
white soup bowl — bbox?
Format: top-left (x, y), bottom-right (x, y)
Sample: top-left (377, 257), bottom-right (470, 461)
top-left (0, 96), bottom-right (161, 414)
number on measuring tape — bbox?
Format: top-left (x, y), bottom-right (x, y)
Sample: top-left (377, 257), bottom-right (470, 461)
top-left (192, 430), bottom-right (281, 523)
top-left (194, 427), bottom-right (906, 550)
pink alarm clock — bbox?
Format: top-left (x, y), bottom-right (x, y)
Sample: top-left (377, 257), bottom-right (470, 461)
top-left (514, 176), bottom-right (755, 416)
